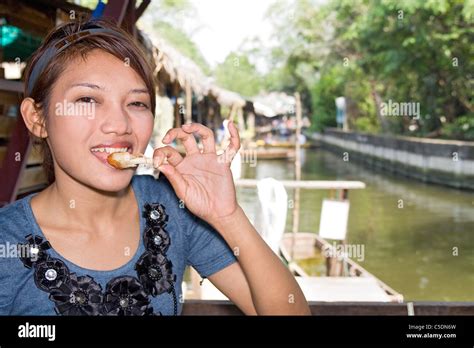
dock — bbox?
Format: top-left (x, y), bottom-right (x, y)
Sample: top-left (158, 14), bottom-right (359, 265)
top-left (187, 276), bottom-right (393, 302)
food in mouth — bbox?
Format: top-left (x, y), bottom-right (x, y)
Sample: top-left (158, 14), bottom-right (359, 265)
top-left (90, 143), bottom-right (133, 168)
top-left (107, 152), bottom-right (154, 169)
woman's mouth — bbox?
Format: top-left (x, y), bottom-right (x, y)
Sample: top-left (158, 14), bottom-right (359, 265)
top-left (90, 144), bottom-right (133, 168)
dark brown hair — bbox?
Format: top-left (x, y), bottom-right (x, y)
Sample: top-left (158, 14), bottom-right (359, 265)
top-left (23, 19), bottom-right (156, 184)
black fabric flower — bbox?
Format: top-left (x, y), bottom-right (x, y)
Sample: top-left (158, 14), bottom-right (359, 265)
top-left (143, 203), bottom-right (168, 226)
top-left (102, 276), bottom-right (152, 316)
top-left (34, 258), bottom-right (70, 292)
top-left (18, 234), bottom-right (51, 269)
top-left (49, 274), bottom-right (103, 316)
top-left (143, 225), bottom-right (170, 254)
top-left (135, 252), bottom-right (176, 296)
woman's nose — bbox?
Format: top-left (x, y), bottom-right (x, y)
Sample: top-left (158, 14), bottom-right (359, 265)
top-left (100, 102), bottom-right (132, 135)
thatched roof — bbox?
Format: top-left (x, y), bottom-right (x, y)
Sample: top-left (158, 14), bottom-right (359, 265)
top-left (252, 92), bottom-right (296, 117)
top-left (140, 30), bottom-right (245, 108)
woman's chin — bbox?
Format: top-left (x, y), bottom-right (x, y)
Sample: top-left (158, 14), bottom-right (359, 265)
top-left (86, 171), bottom-right (135, 193)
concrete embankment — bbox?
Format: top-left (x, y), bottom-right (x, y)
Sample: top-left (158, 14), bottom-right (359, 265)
top-left (309, 128), bottom-right (474, 190)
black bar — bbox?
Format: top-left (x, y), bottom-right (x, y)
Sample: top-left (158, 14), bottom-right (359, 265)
top-left (0, 315), bottom-right (472, 346)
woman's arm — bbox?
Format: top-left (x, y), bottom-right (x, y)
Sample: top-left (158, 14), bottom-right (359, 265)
top-left (209, 206), bottom-right (311, 315)
top-left (154, 121), bottom-right (310, 315)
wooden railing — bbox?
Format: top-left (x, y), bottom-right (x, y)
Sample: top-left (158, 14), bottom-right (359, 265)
top-left (235, 179), bottom-right (366, 190)
top-left (181, 300), bottom-right (474, 316)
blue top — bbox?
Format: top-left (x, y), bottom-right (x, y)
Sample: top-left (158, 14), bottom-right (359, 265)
top-left (0, 174), bottom-right (237, 315)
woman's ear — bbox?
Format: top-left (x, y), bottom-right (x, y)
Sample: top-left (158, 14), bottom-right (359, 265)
top-left (20, 97), bottom-right (48, 138)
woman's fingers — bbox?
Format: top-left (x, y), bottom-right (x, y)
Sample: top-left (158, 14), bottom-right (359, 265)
top-left (181, 123), bottom-right (216, 154)
top-left (220, 121), bottom-right (241, 164)
top-left (158, 164), bottom-right (188, 200)
top-left (163, 127), bottom-right (199, 155)
top-left (153, 145), bottom-right (184, 167)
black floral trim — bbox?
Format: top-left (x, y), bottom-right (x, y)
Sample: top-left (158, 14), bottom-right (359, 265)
top-left (143, 225), bottom-right (170, 254)
top-left (143, 203), bottom-right (168, 226)
top-left (18, 234), bottom-right (51, 269)
top-left (19, 202), bottom-right (177, 316)
top-left (102, 276), bottom-right (152, 316)
top-left (135, 252), bottom-right (176, 296)
top-left (34, 258), bottom-right (70, 292)
top-left (50, 274), bottom-right (103, 315)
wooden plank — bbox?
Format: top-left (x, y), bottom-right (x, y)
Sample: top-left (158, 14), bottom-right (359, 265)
top-left (17, 166), bottom-right (47, 192)
top-left (0, 90), bottom-right (21, 107)
top-left (0, 117), bottom-right (17, 137)
top-left (235, 179), bottom-right (366, 190)
top-left (0, 79), bottom-right (24, 93)
top-left (0, 3), bottom-right (54, 37)
top-left (0, 144), bottom-right (42, 166)
top-left (295, 277), bottom-right (392, 302)
top-left (181, 300), bottom-right (474, 316)
top-left (26, 145), bottom-right (43, 165)
top-left (191, 276), bottom-right (392, 303)
top-left (0, 146), bottom-right (6, 165)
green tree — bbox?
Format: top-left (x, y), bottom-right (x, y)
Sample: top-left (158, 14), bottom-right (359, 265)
top-left (215, 52), bottom-right (263, 98)
top-left (265, 0), bottom-right (474, 139)
top-left (138, 0), bottom-right (211, 75)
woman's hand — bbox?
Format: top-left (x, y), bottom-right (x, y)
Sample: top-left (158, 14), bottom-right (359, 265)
top-left (153, 122), bottom-right (240, 227)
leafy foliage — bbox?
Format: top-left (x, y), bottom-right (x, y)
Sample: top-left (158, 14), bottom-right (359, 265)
top-left (214, 52), bottom-right (263, 98)
top-left (265, 0), bottom-right (474, 139)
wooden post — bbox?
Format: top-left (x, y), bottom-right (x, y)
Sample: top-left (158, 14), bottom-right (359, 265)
top-left (185, 79), bottom-right (192, 124)
top-left (228, 103), bottom-right (237, 121)
top-left (237, 106), bottom-right (245, 134)
top-left (290, 92), bottom-right (302, 260)
top-left (172, 81), bottom-right (181, 128)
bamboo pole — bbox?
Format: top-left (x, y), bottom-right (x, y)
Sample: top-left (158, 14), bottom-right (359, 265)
top-left (291, 92), bottom-right (302, 261)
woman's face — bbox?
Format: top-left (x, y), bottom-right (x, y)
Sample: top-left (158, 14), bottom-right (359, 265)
top-left (45, 49), bottom-right (154, 192)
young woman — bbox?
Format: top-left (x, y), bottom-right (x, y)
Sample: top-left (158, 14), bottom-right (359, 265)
top-left (0, 20), bottom-right (310, 316)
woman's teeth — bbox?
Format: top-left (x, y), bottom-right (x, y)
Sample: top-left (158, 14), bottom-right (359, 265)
top-left (91, 147), bottom-right (129, 154)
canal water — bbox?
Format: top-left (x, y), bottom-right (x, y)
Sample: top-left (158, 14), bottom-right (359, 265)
top-left (237, 148), bottom-right (474, 301)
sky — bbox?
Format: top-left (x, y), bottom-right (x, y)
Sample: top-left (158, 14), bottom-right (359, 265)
top-left (188, 0), bottom-right (275, 69)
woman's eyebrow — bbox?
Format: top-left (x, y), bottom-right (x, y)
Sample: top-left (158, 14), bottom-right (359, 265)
top-left (65, 84), bottom-right (148, 95)
top-left (129, 88), bottom-right (149, 95)
top-left (67, 82), bottom-right (104, 90)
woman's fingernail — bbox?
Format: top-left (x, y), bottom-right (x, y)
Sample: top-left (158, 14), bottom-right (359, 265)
top-left (153, 157), bottom-right (160, 168)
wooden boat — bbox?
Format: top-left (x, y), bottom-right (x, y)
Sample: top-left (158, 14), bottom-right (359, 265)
top-left (255, 139), bottom-right (313, 149)
top-left (262, 141), bottom-right (312, 149)
top-left (279, 232), bottom-right (403, 302)
top-left (240, 148), bottom-right (295, 160)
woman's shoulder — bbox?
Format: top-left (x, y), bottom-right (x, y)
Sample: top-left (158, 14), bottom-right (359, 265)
top-left (0, 195), bottom-right (33, 242)
top-left (0, 196), bottom-right (34, 311)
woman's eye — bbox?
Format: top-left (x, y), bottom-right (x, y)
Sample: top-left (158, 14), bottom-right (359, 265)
top-left (76, 97), bottom-right (97, 103)
top-left (129, 101), bottom-right (149, 109)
